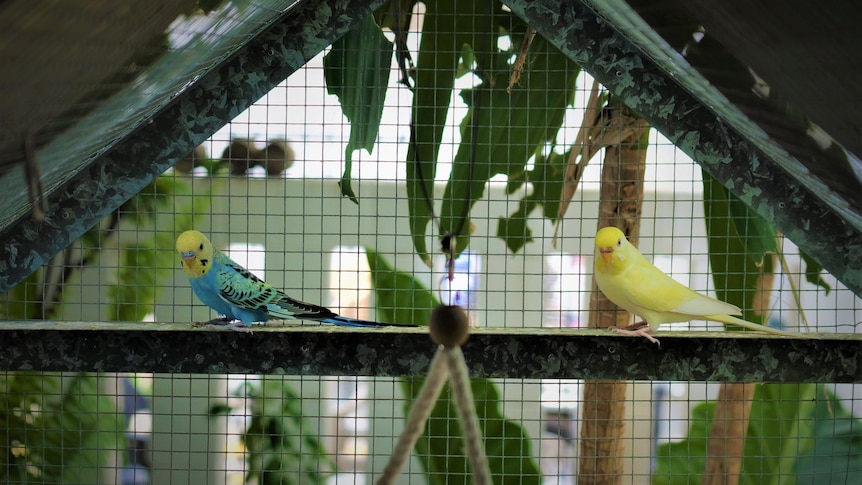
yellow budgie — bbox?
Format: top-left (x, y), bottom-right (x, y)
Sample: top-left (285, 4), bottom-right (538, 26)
top-left (593, 226), bottom-right (806, 345)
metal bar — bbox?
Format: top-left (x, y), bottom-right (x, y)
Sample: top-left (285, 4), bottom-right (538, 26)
top-left (0, 0), bottom-right (387, 295)
top-left (502, 0), bottom-right (862, 296)
top-left (0, 322), bottom-right (856, 382)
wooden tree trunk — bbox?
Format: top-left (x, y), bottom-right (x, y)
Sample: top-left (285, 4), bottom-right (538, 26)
top-left (578, 105), bottom-right (649, 485)
top-left (702, 382), bottom-right (757, 485)
top-left (702, 256), bottom-right (775, 484)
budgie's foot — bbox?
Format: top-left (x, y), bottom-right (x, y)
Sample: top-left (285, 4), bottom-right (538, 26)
top-left (192, 318), bottom-right (253, 333)
top-left (191, 317), bottom-right (231, 328)
top-left (220, 321), bottom-right (254, 333)
top-left (610, 321), bottom-right (660, 346)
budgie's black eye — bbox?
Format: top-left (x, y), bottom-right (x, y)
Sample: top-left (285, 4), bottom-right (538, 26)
top-left (199, 243), bottom-right (204, 251)
top-left (617, 238), bottom-right (622, 247)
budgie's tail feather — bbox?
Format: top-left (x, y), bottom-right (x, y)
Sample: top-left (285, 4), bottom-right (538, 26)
top-left (712, 314), bottom-right (813, 338)
top-left (317, 315), bottom-right (417, 328)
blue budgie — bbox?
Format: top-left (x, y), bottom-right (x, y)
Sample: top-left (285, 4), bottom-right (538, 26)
top-left (176, 230), bottom-right (403, 330)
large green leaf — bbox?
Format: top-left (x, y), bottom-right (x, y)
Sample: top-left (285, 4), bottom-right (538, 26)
top-left (440, 34), bottom-right (578, 256)
top-left (324, 14), bottom-right (394, 203)
top-left (366, 249), bottom-right (542, 484)
top-left (703, 169), bottom-right (778, 268)
top-left (725, 190), bottom-right (779, 262)
top-left (653, 384), bottom-right (818, 485)
top-left (742, 384), bottom-right (817, 484)
top-left (407, 0), bottom-right (483, 265)
top-left (795, 388), bottom-right (862, 483)
top-left (702, 170), bottom-right (769, 326)
top-left (703, 170), bottom-right (831, 328)
top-left (365, 247), bottom-right (436, 327)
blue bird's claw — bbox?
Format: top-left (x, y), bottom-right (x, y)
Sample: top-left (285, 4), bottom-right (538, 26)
top-left (191, 318), bottom-right (254, 333)
top-left (222, 322), bottom-right (254, 333)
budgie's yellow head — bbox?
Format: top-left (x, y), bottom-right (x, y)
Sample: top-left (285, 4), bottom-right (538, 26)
top-left (594, 226), bottom-right (628, 270)
top-left (176, 230), bottom-right (215, 278)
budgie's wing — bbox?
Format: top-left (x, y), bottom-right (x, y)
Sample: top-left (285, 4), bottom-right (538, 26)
top-left (213, 260), bottom-right (279, 310)
top-left (622, 259), bottom-right (741, 316)
top-left (215, 260), bottom-right (337, 320)
top-left (671, 291), bottom-right (742, 316)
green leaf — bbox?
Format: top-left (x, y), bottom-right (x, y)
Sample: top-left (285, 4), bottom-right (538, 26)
top-left (439, 34), bottom-right (578, 255)
top-left (800, 251), bottom-right (832, 295)
top-left (497, 150), bottom-right (568, 253)
top-left (702, 170), bottom-right (767, 326)
top-left (653, 401), bottom-right (715, 485)
top-left (703, 171), bottom-right (778, 268)
top-left (209, 403), bottom-right (232, 415)
top-left (742, 384), bottom-right (817, 484)
top-left (366, 249), bottom-right (542, 484)
top-left (496, 200), bottom-right (536, 253)
top-left (407, 0), bottom-right (484, 265)
top-left (795, 388), bottom-right (862, 483)
top-left (654, 384), bottom-right (819, 485)
top-left (324, 14), bottom-right (394, 204)
top-left (365, 247), bottom-right (435, 326)
top-left (726, 194), bottom-right (779, 263)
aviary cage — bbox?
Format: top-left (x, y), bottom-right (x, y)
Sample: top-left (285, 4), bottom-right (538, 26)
top-left (1, 1), bottom-right (860, 484)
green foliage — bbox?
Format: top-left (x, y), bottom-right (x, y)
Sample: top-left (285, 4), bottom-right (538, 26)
top-left (497, 150), bottom-right (568, 253)
top-left (0, 372), bottom-right (121, 484)
top-left (365, 248), bottom-right (436, 327)
top-left (653, 400), bottom-right (714, 485)
top-left (0, 171), bottom-right (207, 483)
top-left (440, 33), bottom-right (578, 256)
top-left (799, 251), bottom-right (832, 295)
top-left (703, 170), bottom-right (831, 319)
top-left (0, 269), bottom-right (44, 320)
top-left (210, 378), bottom-right (335, 484)
top-left (653, 384), bottom-right (817, 485)
top-left (742, 384), bottom-right (817, 483)
top-left (795, 388), bottom-right (862, 482)
top-left (702, 170), bottom-right (773, 325)
top-left (326, 1), bottom-right (580, 262)
top-left (366, 248), bottom-right (542, 484)
top-left (722, 183), bottom-right (780, 262)
top-left (324, 14), bottom-right (393, 203)
top-left (110, 174), bottom-right (208, 321)
top-left (405, 0), bottom-right (488, 265)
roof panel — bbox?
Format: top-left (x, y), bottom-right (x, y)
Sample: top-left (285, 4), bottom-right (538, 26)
top-left (0, 0), bottom-right (297, 229)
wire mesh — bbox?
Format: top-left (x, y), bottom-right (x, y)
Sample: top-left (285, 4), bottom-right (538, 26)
top-left (1, 1), bottom-right (861, 484)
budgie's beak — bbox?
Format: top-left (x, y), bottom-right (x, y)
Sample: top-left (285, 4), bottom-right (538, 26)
top-left (599, 248), bottom-right (613, 265)
top-left (180, 251), bottom-right (196, 260)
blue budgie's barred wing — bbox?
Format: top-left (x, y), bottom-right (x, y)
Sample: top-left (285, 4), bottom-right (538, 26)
top-left (215, 259), bottom-right (415, 327)
top-left (214, 261), bottom-right (279, 311)
top-left (216, 260), bottom-right (337, 320)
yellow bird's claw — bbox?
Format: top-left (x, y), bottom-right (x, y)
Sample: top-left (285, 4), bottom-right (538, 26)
top-left (610, 324), bottom-right (661, 346)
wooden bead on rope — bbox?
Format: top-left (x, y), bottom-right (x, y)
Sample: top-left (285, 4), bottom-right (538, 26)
top-left (429, 305), bottom-right (470, 347)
